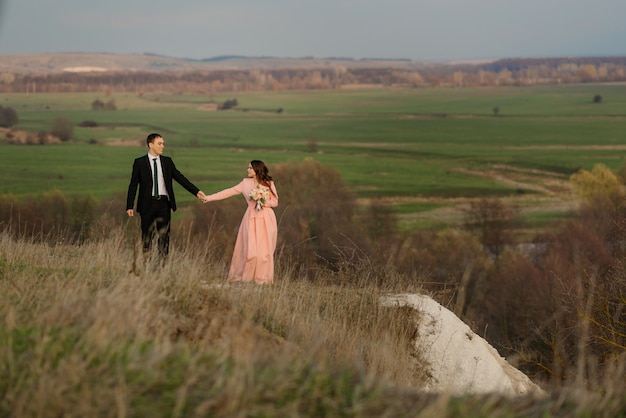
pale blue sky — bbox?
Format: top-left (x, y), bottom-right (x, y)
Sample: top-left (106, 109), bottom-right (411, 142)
top-left (0, 0), bottom-right (625, 62)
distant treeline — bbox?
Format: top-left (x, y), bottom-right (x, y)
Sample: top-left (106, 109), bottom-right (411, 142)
top-left (2, 56), bottom-right (626, 93)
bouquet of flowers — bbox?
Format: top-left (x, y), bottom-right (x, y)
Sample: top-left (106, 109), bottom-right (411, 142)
top-left (249, 185), bottom-right (270, 211)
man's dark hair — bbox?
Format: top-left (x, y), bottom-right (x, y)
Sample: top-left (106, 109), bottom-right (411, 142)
top-left (146, 133), bottom-right (161, 145)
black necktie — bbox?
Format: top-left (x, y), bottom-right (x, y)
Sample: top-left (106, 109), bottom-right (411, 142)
top-left (153, 158), bottom-right (158, 197)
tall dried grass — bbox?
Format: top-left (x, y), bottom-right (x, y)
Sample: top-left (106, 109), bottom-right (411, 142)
top-left (0, 227), bottom-right (424, 417)
top-left (1, 226), bottom-right (625, 416)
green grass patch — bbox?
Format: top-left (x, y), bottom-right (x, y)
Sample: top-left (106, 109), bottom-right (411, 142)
top-left (392, 201), bottom-right (446, 214)
top-left (3, 85), bottom-right (626, 230)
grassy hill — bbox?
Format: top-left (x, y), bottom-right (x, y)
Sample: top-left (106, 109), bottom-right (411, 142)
top-left (0, 52), bottom-right (432, 74)
top-left (1, 229), bottom-right (624, 417)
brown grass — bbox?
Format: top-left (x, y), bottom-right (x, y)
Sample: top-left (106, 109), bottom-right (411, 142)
top-left (0, 228), bottom-right (429, 416)
top-left (1, 227), bottom-right (625, 417)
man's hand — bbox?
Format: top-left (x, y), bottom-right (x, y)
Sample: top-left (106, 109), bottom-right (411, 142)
top-left (197, 191), bottom-right (206, 200)
top-left (127, 209), bottom-right (134, 217)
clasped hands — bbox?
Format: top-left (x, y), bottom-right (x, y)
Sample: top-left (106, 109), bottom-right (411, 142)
top-left (196, 191), bottom-right (211, 204)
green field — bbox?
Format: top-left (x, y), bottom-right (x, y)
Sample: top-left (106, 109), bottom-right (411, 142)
top-left (2, 85), bottom-right (625, 230)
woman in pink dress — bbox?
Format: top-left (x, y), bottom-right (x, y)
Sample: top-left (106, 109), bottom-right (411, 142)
top-left (203, 160), bottom-right (278, 284)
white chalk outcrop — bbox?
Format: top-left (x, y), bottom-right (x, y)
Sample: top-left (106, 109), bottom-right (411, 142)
top-left (381, 293), bottom-right (546, 397)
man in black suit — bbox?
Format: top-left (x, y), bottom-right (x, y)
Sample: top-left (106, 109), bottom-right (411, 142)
top-left (126, 133), bottom-right (205, 258)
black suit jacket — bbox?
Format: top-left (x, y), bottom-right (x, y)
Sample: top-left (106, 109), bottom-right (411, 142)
top-left (126, 154), bottom-right (200, 214)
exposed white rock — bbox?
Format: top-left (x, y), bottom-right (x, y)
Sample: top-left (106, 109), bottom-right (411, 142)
top-left (63, 66), bottom-right (108, 72)
top-left (381, 293), bottom-right (547, 397)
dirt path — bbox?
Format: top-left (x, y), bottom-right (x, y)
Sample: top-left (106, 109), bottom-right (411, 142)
top-left (362, 164), bottom-right (577, 230)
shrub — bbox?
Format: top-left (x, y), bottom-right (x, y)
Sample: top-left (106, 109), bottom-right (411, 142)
top-left (570, 163), bottom-right (625, 211)
top-left (0, 105), bottom-right (18, 127)
top-left (362, 199), bottom-right (397, 244)
top-left (271, 159), bottom-right (371, 273)
top-left (306, 136), bottom-right (318, 153)
top-left (0, 190), bottom-right (97, 243)
top-left (91, 99), bottom-right (105, 110)
top-left (411, 228), bottom-right (489, 306)
top-left (91, 99), bottom-right (116, 110)
top-left (79, 120), bottom-right (98, 127)
top-left (463, 198), bottom-right (519, 256)
top-left (50, 116), bottom-right (74, 142)
top-left (105, 99), bottom-right (117, 110)
top-left (220, 98), bottom-right (238, 110)
top-left (469, 247), bottom-right (554, 356)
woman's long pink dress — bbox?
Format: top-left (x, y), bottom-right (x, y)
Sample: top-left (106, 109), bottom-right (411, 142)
top-left (204, 178), bottom-right (278, 284)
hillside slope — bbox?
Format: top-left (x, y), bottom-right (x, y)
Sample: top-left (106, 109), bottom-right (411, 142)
top-left (0, 52), bottom-right (431, 74)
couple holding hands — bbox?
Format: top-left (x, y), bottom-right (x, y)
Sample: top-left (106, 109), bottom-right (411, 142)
top-left (126, 133), bottom-right (278, 285)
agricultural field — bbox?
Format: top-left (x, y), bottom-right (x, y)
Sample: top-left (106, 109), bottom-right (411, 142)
top-left (2, 84), bottom-right (626, 231)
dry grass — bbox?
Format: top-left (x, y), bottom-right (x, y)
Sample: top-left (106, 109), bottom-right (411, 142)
top-left (1, 229), bottom-right (625, 417)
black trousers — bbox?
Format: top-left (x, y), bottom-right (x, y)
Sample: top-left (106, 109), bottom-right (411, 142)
top-left (140, 196), bottom-right (171, 257)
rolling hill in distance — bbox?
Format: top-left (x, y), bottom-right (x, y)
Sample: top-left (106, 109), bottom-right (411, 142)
top-left (2, 53), bottom-right (626, 90)
top-left (0, 52), bottom-right (439, 74)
